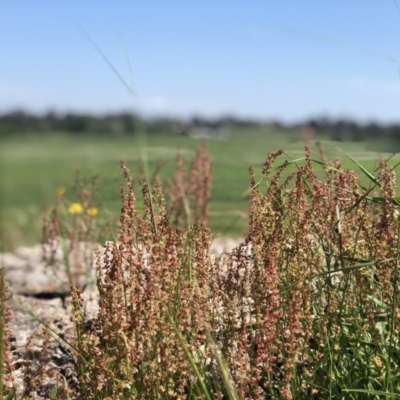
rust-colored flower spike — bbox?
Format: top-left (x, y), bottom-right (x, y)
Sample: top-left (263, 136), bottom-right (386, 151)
top-left (188, 144), bottom-right (211, 225)
top-left (166, 144), bottom-right (212, 228)
top-left (167, 149), bottom-right (188, 227)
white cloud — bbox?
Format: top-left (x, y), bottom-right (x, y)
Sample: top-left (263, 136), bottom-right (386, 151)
top-left (0, 83), bottom-right (170, 115)
top-left (141, 95), bottom-right (168, 111)
top-left (347, 77), bottom-right (400, 96)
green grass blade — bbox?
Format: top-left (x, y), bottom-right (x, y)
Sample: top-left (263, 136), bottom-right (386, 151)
top-left (77, 23), bottom-right (136, 97)
top-left (340, 149), bottom-right (380, 186)
top-left (314, 259), bottom-right (387, 276)
top-left (206, 331), bottom-right (241, 400)
top-left (168, 313), bottom-right (213, 400)
top-left (342, 389), bottom-right (400, 397)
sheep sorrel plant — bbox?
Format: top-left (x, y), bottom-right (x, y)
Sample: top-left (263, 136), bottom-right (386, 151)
top-left (165, 144), bottom-right (211, 229)
top-left (239, 147), bottom-right (400, 399)
top-left (13, 145), bottom-right (400, 399)
top-left (71, 159), bottom-right (218, 399)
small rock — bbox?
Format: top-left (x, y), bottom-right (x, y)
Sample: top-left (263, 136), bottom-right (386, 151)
top-left (211, 236), bottom-right (244, 256)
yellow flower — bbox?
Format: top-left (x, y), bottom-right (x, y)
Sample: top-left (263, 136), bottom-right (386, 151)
top-left (86, 207), bottom-right (98, 217)
top-left (56, 186), bottom-right (66, 196)
top-left (69, 203), bottom-right (83, 214)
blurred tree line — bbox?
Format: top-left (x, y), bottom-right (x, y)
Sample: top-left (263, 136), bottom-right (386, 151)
top-left (309, 118), bottom-right (400, 142)
top-left (0, 111), bottom-right (271, 138)
top-left (0, 110), bottom-right (185, 137)
top-left (1, 111), bottom-right (400, 145)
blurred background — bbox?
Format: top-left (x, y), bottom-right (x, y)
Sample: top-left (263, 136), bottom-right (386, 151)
top-left (2, 1), bottom-right (400, 250)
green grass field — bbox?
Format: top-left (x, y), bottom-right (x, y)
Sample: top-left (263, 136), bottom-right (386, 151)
top-left (1, 127), bottom-right (399, 251)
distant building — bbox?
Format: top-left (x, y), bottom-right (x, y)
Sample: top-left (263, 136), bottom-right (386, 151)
top-left (184, 118), bottom-right (231, 140)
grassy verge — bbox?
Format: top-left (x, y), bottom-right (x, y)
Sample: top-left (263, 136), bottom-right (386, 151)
top-left (1, 129), bottom-right (399, 251)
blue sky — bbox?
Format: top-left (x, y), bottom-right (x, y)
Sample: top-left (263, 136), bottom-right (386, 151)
top-left (2, 1), bottom-right (400, 123)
